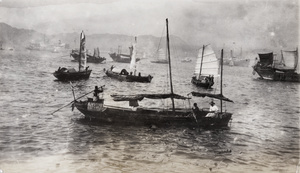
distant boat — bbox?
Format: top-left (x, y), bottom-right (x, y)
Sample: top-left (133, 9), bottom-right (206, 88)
top-left (181, 57), bottom-right (192, 62)
top-left (151, 29), bottom-right (168, 64)
top-left (73, 19), bottom-right (233, 128)
top-left (109, 45), bottom-right (141, 63)
top-left (70, 47), bottom-right (106, 63)
top-left (191, 45), bottom-right (219, 89)
top-left (224, 48), bottom-right (250, 67)
top-left (26, 43), bottom-right (41, 50)
top-left (151, 48), bottom-right (168, 64)
top-left (105, 37), bottom-right (153, 83)
top-left (252, 48), bottom-right (300, 82)
top-left (53, 31), bottom-right (92, 81)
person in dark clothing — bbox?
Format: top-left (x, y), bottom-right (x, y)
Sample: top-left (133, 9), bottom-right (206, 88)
top-left (93, 86), bottom-right (103, 101)
top-left (192, 103), bottom-right (200, 113)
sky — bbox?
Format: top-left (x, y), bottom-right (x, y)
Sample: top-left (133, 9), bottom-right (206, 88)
top-left (0, 0), bottom-right (298, 49)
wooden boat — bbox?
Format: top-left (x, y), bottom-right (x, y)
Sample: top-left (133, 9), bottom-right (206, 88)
top-left (151, 28), bottom-right (168, 64)
top-left (70, 47), bottom-right (106, 63)
top-left (191, 44), bottom-right (218, 89)
top-left (252, 48), bottom-right (300, 82)
top-left (105, 37), bottom-right (153, 83)
top-left (151, 48), bottom-right (168, 64)
top-left (224, 48), bottom-right (250, 67)
top-left (190, 49), bottom-right (233, 127)
top-left (109, 45), bottom-right (141, 63)
top-left (73, 19), bottom-right (233, 128)
top-left (53, 31), bottom-right (92, 81)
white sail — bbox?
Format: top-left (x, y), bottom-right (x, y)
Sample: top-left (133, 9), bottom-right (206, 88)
top-left (79, 31), bottom-right (86, 71)
top-left (194, 45), bottom-right (219, 79)
top-left (282, 49), bottom-right (298, 70)
top-left (157, 48), bottom-right (167, 61)
top-left (130, 37), bottom-right (137, 73)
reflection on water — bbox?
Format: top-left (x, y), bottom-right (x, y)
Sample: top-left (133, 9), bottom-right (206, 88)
top-left (0, 50), bottom-right (299, 173)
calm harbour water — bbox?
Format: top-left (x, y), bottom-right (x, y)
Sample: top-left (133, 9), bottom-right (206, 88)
top-left (0, 50), bottom-right (299, 173)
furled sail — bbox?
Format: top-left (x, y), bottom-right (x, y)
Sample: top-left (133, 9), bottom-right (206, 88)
top-left (194, 45), bottom-right (219, 79)
top-left (281, 49), bottom-right (298, 70)
top-left (130, 37), bottom-right (137, 73)
top-left (79, 31), bottom-right (86, 71)
top-left (111, 93), bottom-right (190, 101)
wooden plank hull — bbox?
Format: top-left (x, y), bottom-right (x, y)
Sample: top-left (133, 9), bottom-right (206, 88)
top-left (74, 101), bottom-right (232, 128)
top-left (53, 70), bottom-right (92, 81)
top-left (106, 70), bottom-right (153, 83)
top-left (253, 65), bottom-right (300, 82)
top-left (109, 53), bottom-right (140, 63)
top-left (191, 76), bottom-right (214, 89)
top-left (70, 52), bottom-right (106, 63)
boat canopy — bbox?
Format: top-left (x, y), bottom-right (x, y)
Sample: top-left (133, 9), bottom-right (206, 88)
top-left (258, 52), bottom-right (273, 66)
top-left (190, 92), bottom-right (233, 102)
top-left (111, 93), bottom-right (190, 101)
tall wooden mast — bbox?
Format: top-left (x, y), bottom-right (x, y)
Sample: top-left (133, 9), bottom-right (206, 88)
top-left (78, 31), bottom-right (83, 71)
top-left (220, 49), bottom-right (223, 113)
top-left (166, 18), bottom-right (175, 113)
top-left (198, 45), bottom-right (205, 79)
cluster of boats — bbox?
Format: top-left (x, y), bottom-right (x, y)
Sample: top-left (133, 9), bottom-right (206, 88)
top-left (52, 18), bottom-right (299, 128)
top-left (52, 19), bottom-right (234, 128)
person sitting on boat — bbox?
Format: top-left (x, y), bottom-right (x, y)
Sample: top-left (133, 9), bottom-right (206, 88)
top-left (120, 69), bottom-right (129, 75)
top-left (93, 86), bottom-right (103, 101)
top-left (205, 101), bottom-right (218, 118)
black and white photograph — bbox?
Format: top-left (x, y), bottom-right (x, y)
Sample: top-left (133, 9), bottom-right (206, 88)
top-left (0, 0), bottom-right (299, 172)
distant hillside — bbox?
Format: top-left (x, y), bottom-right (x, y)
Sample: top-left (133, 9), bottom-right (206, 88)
top-left (0, 23), bottom-right (198, 58)
top-left (49, 33), bottom-right (198, 58)
top-left (0, 22), bottom-right (45, 49)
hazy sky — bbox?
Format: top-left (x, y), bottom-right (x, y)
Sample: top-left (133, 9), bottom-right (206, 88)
top-left (0, 0), bottom-right (298, 48)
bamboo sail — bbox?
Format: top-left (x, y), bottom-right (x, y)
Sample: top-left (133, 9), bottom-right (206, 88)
top-left (194, 45), bottom-right (219, 79)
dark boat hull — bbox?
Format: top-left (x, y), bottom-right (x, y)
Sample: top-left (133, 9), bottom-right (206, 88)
top-left (74, 101), bottom-right (232, 128)
top-left (53, 70), bottom-right (92, 81)
top-left (106, 70), bottom-right (152, 83)
top-left (70, 52), bottom-right (106, 63)
top-left (109, 53), bottom-right (140, 63)
top-left (191, 76), bottom-right (214, 89)
top-left (253, 65), bottom-right (300, 82)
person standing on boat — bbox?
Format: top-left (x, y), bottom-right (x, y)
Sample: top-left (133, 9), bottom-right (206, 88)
top-left (93, 86), bottom-right (103, 101)
top-left (206, 101), bottom-right (218, 117)
top-left (192, 103), bottom-right (201, 114)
